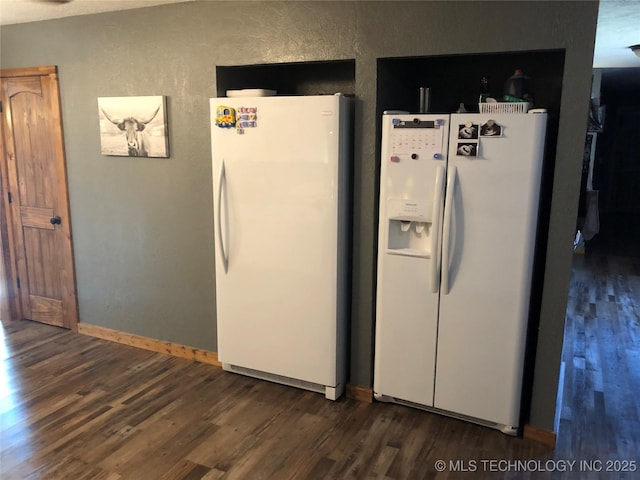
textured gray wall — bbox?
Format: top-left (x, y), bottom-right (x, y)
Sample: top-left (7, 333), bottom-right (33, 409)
top-left (0, 1), bottom-right (598, 431)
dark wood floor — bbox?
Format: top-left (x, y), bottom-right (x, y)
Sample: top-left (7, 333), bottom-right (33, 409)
top-left (1, 319), bottom-right (553, 480)
top-left (1, 251), bottom-right (638, 479)
top-left (556, 252), bottom-right (640, 467)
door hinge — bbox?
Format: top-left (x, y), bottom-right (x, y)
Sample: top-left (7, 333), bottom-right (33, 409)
top-left (7, 192), bottom-right (12, 204)
top-left (0, 101), bottom-right (3, 113)
top-left (17, 277), bottom-right (21, 289)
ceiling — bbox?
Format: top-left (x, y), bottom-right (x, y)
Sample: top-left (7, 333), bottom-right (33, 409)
top-left (0, 0), bottom-right (195, 26)
top-left (594, 0), bottom-right (640, 68)
top-left (0, 0), bottom-right (639, 68)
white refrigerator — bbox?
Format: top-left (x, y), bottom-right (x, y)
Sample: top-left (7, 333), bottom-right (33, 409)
top-left (374, 111), bottom-right (547, 434)
top-left (210, 94), bottom-right (351, 400)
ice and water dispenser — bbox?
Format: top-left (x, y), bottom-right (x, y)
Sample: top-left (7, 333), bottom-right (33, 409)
top-left (386, 199), bottom-right (433, 257)
top-left (380, 115), bottom-right (448, 261)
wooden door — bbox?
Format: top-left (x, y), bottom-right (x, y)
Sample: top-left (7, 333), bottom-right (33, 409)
top-left (0, 66), bottom-right (78, 330)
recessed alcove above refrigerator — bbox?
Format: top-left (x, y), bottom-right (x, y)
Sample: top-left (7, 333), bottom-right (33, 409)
top-left (216, 59), bottom-right (356, 97)
top-left (376, 50), bottom-right (565, 116)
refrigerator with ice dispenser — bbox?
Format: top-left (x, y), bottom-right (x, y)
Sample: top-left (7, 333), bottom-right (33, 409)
top-left (373, 111), bottom-right (547, 434)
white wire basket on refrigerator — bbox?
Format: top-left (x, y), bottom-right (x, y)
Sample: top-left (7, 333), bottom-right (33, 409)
top-left (479, 101), bottom-right (531, 114)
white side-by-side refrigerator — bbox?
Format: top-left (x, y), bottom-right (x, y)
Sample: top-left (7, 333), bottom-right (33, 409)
top-left (210, 94), bottom-right (351, 400)
top-left (374, 111), bottom-right (547, 434)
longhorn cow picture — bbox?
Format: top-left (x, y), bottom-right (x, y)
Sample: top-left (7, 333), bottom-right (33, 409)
top-left (98, 96), bottom-right (169, 158)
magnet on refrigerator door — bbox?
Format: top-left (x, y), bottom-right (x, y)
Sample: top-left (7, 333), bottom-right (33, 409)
top-left (456, 142), bottom-right (478, 157)
top-left (480, 120), bottom-right (502, 137)
top-left (233, 107), bottom-right (258, 134)
top-left (458, 123), bottom-right (479, 139)
top-left (215, 105), bottom-right (237, 128)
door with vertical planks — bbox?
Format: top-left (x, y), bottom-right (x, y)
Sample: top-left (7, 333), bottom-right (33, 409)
top-left (0, 66), bottom-right (78, 330)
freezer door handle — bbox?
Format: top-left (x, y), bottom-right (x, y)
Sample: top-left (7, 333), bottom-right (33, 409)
top-left (430, 165), bottom-right (445, 293)
top-left (217, 161), bottom-right (229, 274)
top-left (441, 165), bottom-right (457, 294)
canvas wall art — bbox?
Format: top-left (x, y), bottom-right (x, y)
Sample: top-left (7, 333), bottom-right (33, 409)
top-left (98, 96), bottom-right (169, 158)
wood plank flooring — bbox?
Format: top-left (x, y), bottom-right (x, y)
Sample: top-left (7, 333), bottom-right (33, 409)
top-left (0, 319), bottom-right (553, 480)
top-left (556, 253), bottom-right (640, 466)
top-left (1, 252), bottom-right (639, 479)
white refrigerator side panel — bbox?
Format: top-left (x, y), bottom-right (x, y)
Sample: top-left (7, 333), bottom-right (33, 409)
top-left (435, 113), bottom-right (547, 427)
top-left (211, 96), bottom-right (346, 387)
top-left (374, 114), bottom-right (449, 406)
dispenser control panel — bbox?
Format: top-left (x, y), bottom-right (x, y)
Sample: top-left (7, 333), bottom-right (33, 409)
top-left (387, 198), bottom-right (429, 221)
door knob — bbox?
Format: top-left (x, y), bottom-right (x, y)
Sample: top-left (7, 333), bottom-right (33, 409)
top-left (50, 216), bottom-right (61, 225)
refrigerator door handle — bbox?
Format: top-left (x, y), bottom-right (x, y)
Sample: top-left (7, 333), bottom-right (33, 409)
top-left (441, 165), bottom-right (457, 295)
top-left (217, 161), bottom-right (229, 274)
top-left (430, 165), bottom-right (445, 293)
